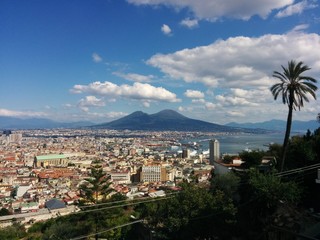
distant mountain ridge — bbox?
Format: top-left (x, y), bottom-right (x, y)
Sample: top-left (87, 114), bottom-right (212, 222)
top-left (226, 119), bottom-right (319, 133)
top-left (93, 109), bottom-right (265, 133)
top-left (1, 111), bottom-right (318, 132)
top-left (0, 116), bottom-right (93, 129)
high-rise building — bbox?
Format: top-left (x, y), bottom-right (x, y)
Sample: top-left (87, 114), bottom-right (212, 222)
top-left (182, 149), bottom-right (190, 159)
top-left (209, 139), bottom-right (220, 165)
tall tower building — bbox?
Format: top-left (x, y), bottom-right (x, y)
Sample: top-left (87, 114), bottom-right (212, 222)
top-left (182, 149), bottom-right (190, 159)
top-left (209, 139), bottom-right (220, 165)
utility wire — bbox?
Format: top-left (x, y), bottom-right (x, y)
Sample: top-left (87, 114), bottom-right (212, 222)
top-left (78, 191), bottom-right (179, 209)
top-left (69, 163), bottom-right (320, 239)
top-left (74, 163), bottom-right (320, 215)
top-left (70, 195), bottom-right (175, 216)
top-left (69, 219), bottom-right (144, 240)
top-left (276, 163), bottom-right (320, 177)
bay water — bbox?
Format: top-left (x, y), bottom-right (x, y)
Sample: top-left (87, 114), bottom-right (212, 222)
top-left (180, 133), bottom-right (294, 155)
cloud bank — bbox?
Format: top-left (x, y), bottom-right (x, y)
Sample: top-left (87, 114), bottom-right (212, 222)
top-left (0, 108), bottom-right (48, 118)
top-left (147, 32), bottom-right (320, 89)
top-left (71, 81), bottom-right (180, 103)
top-left (128, 0), bottom-right (295, 20)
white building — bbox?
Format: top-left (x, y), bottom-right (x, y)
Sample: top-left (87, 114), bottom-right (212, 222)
top-left (109, 170), bottom-right (131, 184)
top-left (140, 165), bottom-right (165, 182)
top-left (209, 139), bottom-right (220, 165)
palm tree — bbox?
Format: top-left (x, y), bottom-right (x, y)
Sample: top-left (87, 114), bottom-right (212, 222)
top-left (271, 60), bottom-right (318, 171)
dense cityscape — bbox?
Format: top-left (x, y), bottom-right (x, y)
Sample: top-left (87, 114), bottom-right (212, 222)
top-left (0, 129), bottom-right (224, 225)
top-left (0, 126), bottom-right (319, 239)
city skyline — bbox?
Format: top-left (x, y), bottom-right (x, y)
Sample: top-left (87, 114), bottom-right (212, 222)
top-left (1, 0), bottom-right (320, 124)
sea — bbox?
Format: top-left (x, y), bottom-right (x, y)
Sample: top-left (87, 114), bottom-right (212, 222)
top-left (179, 132), bottom-right (302, 155)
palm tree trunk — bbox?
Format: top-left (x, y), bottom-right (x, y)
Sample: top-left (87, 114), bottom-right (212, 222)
top-left (281, 99), bottom-right (294, 172)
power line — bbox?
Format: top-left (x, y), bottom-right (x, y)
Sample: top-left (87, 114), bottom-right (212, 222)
top-left (70, 195), bottom-right (176, 216)
top-left (78, 191), bottom-right (179, 209)
top-left (68, 163), bottom-right (320, 239)
top-left (276, 163), bottom-right (320, 178)
top-left (69, 219), bottom-right (144, 240)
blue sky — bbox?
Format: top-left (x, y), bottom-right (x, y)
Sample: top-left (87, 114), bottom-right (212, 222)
top-left (1, 0), bottom-right (320, 124)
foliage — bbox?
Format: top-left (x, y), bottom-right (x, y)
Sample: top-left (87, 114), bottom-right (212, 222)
top-left (239, 150), bottom-right (265, 167)
top-left (222, 154), bottom-right (237, 164)
top-left (282, 128), bottom-right (320, 169)
top-left (210, 172), bottom-right (240, 200)
top-left (248, 170), bottom-right (301, 209)
top-left (266, 143), bottom-right (282, 162)
top-left (41, 220), bottom-right (91, 240)
top-left (286, 135), bottom-right (316, 168)
top-left (0, 208), bottom-right (10, 216)
top-left (271, 60), bottom-right (318, 171)
top-left (0, 223), bottom-right (26, 240)
top-left (138, 182), bottom-right (236, 239)
top-left (25, 193), bottom-right (131, 240)
top-left (79, 165), bottom-right (113, 204)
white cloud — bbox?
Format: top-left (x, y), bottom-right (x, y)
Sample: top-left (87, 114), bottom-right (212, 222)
top-left (0, 108), bottom-right (47, 118)
top-left (78, 96), bottom-right (105, 112)
top-left (289, 24), bottom-right (309, 33)
top-left (184, 89), bottom-right (205, 99)
top-left (147, 33), bottom-right (320, 89)
top-left (178, 106), bottom-right (194, 112)
top-left (65, 111), bottom-right (128, 123)
top-left (71, 81), bottom-right (180, 103)
top-left (276, 0), bottom-right (317, 18)
top-left (105, 111), bottom-right (128, 119)
top-left (113, 72), bottom-right (154, 82)
top-left (205, 102), bottom-right (216, 110)
top-left (146, 32), bottom-right (320, 123)
top-left (161, 24), bottom-right (172, 35)
top-left (92, 52), bottom-right (103, 63)
top-left (63, 104), bottom-right (73, 109)
top-left (215, 95), bottom-right (259, 107)
top-left (128, 0), bottom-right (294, 20)
top-left (142, 101), bottom-right (151, 108)
top-left (191, 99), bottom-right (205, 104)
top-left (178, 106), bottom-right (185, 112)
top-left (226, 111), bottom-right (246, 117)
top-left (180, 18), bottom-right (199, 28)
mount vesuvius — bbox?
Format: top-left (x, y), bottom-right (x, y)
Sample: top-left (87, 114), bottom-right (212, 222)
top-left (93, 109), bottom-right (264, 133)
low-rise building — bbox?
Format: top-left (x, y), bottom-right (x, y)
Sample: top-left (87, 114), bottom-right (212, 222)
top-left (34, 154), bottom-right (70, 168)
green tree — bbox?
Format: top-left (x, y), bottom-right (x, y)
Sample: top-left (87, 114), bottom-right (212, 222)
top-left (138, 183), bottom-right (236, 239)
top-left (286, 135), bottom-right (317, 168)
top-left (0, 223), bottom-right (26, 240)
top-left (210, 172), bottom-right (240, 200)
top-left (266, 143), bottom-right (282, 163)
top-left (237, 170), bottom-right (302, 238)
top-left (222, 154), bottom-right (236, 164)
top-left (79, 166), bottom-right (113, 204)
top-left (0, 208), bottom-right (10, 216)
top-left (239, 150), bottom-right (265, 168)
top-left (249, 170), bottom-right (301, 210)
top-left (271, 60), bottom-right (318, 171)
